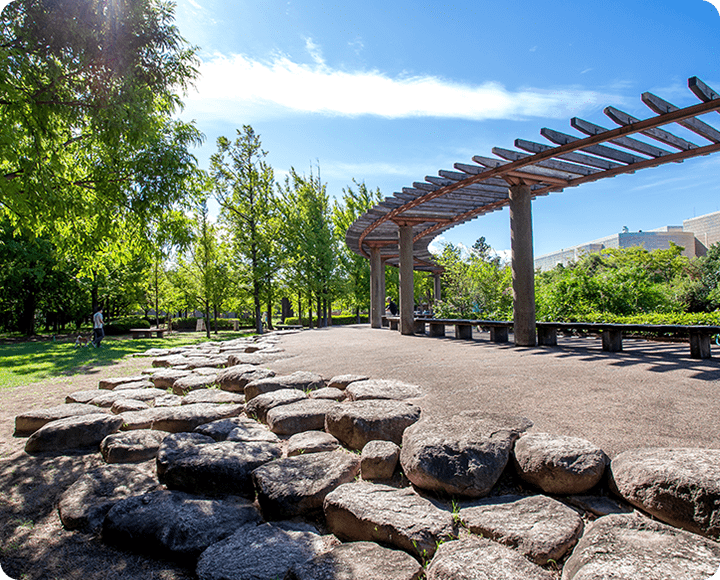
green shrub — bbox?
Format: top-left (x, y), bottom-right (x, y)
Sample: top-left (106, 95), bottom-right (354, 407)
top-left (104, 317), bottom-right (150, 335)
top-left (281, 315), bottom-right (368, 327)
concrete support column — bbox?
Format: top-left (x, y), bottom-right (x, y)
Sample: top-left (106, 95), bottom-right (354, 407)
top-left (370, 246), bottom-right (383, 328)
top-left (398, 223), bottom-right (415, 335)
top-left (509, 184), bottom-right (536, 346)
top-left (433, 272), bottom-right (442, 303)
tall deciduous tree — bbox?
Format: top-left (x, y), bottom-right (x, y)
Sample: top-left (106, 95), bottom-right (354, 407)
top-left (210, 126), bottom-right (276, 334)
top-left (0, 0), bottom-right (201, 264)
top-left (333, 180), bottom-right (382, 321)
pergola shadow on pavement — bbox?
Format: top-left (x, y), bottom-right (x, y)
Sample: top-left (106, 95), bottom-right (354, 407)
top-left (346, 76), bottom-right (720, 344)
top-left (266, 326), bottom-right (720, 459)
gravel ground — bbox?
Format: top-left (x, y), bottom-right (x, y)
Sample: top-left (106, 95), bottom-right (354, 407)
top-left (1, 325), bottom-right (718, 579)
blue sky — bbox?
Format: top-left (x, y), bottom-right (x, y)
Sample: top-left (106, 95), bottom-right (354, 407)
top-left (162, 1), bottom-right (718, 256)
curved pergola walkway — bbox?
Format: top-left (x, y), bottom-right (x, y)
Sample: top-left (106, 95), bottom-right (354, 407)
top-left (345, 76), bottom-right (720, 343)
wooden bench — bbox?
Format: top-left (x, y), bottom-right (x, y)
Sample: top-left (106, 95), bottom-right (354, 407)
top-left (130, 328), bottom-right (166, 339)
top-left (384, 317), bottom-right (513, 341)
top-left (536, 322), bottom-right (720, 359)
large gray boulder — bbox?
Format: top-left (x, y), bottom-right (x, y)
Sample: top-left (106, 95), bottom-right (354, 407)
top-left (360, 440), bottom-right (400, 480)
top-left (196, 522), bottom-right (338, 580)
top-left (109, 380), bottom-right (155, 391)
top-left (150, 368), bottom-right (192, 389)
top-left (110, 399), bottom-right (150, 414)
top-left (513, 433), bottom-right (609, 494)
top-left (252, 450), bottom-right (361, 520)
top-left (193, 416), bottom-right (280, 444)
top-left (100, 430), bottom-right (167, 463)
top-left (84, 388), bottom-right (170, 408)
top-left (172, 373), bottom-right (219, 395)
top-left (149, 403), bottom-right (243, 433)
top-left (25, 413), bottom-right (124, 454)
top-left (426, 536), bottom-right (554, 580)
top-left (325, 400), bottom-right (422, 451)
top-left (609, 447), bottom-right (720, 538)
top-left (120, 407), bottom-right (176, 431)
top-left (308, 387), bottom-right (346, 401)
top-left (400, 412), bottom-right (532, 497)
top-left (459, 494), bottom-right (583, 565)
top-left (102, 490), bottom-right (261, 562)
top-left (345, 379), bottom-right (423, 401)
top-left (324, 481), bottom-right (455, 559)
top-left (98, 375), bottom-right (149, 390)
top-left (244, 371), bottom-right (325, 401)
top-left (287, 431), bottom-right (340, 457)
top-left (562, 513), bottom-right (720, 580)
top-left (245, 388), bottom-right (308, 423)
top-left (266, 399), bottom-right (338, 436)
top-left (15, 403), bottom-right (112, 436)
top-left (216, 364), bottom-right (275, 392)
top-left (285, 541), bottom-right (423, 580)
top-left (58, 463), bottom-right (158, 533)
top-left (156, 432), bottom-right (281, 497)
top-left (182, 389), bottom-right (244, 405)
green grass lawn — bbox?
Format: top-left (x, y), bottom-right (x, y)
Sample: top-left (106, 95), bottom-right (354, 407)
top-left (0, 331), bottom-right (254, 390)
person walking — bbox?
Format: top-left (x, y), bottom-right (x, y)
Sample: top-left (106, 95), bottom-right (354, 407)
top-left (92, 307), bottom-right (104, 347)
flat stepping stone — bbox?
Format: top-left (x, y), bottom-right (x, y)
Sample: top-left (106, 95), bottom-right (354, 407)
top-left (151, 368), bottom-right (191, 389)
top-left (346, 379), bottom-right (423, 401)
top-left (172, 373), bottom-right (219, 395)
top-left (563, 513), bottom-right (720, 580)
top-left (361, 440), bottom-right (400, 480)
top-left (513, 433), bottom-right (609, 494)
top-left (252, 450), bottom-right (360, 520)
top-left (98, 375), bottom-right (149, 390)
top-left (149, 403), bottom-right (243, 433)
top-left (157, 432), bottom-right (281, 497)
top-left (103, 490), bottom-right (261, 562)
top-left (120, 407), bottom-right (175, 430)
top-left (58, 463), bottom-right (157, 532)
top-left (459, 494), bottom-right (584, 565)
top-left (244, 371), bottom-right (325, 401)
top-left (216, 365), bottom-right (275, 392)
top-left (287, 431), bottom-right (340, 457)
top-left (196, 522), bottom-right (337, 580)
top-left (426, 536), bottom-right (554, 580)
top-left (153, 393), bottom-right (183, 407)
top-left (610, 447), bottom-right (720, 538)
top-left (81, 388), bottom-right (169, 408)
top-left (110, 399), bottom-right (150, 414)
top-left (100, 429), bottom-right (167, 463)
top-left (266, 399), bottom-right (338, 436)
top-left (15, 403), bottom-right (112, 436)
top-left (327, 374), bottom-right (369, 390)
top-left (194, 416), bottom-right (279, 444)
top-left (325, 399), bottom-right (422, 451)
top-left (25, 413), bottom-right (124, 454)
top-left (152, 354), bottom-right (190, 367)
top-left (245, 388), bottom-right (308, 423)
top-left (182, 389), bottom-right (245, 405)
top-left (112, 380), bottom-right (155, 391)
top-left (324, 481), bottom-right (455, 559)
top-left (226, 352), bottom-right (276, 366)
top-left (400, 412), bottom-right (531, 497)
top-left (183, 356), bottom-right (228, 369)
top-left (285, 541), bottom-right (422, 580)
top-left (309, 387), bottom-right (346, 401)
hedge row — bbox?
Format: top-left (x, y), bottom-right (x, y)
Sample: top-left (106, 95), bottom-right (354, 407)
top-left (282, 314), bottom-right (369, 326)
top-left (171, 317), bottom-right (255, 331)
top-left (104, 317), bottom-right (150, 336)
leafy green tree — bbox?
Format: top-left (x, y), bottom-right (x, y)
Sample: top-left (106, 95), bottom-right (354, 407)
top-left (0, 0), bottom-right (201, 264)
top-left (278, 168), bottom-right (336, 327)
top-left (211, 126), bottom-right (276, 334)
top-left (332, 180), bottom-right (382, 321)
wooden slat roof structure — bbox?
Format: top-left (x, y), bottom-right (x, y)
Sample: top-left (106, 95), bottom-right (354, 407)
top-left (345, 76), bottom-right (720, 271)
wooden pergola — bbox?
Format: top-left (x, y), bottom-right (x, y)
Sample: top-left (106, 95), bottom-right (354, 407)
top-left (345, 76), bottom-right (720, 343)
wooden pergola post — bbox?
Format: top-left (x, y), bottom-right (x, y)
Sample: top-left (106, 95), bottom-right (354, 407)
top-left (369, 246), bottom-right (384, 328)
top-left (398, 222), bottom-right (415, 335)
top-left (509, 183), bottom-right (536, 346)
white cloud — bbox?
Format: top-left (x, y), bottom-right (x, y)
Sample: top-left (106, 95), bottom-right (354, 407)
top-left (184, 51), bottom-right (622, 122)
top-left (186, 0), bottom-right (202, 9)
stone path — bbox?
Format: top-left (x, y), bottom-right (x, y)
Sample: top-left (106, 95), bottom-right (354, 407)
top-left (8, 329), bottom-right (720, 579)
